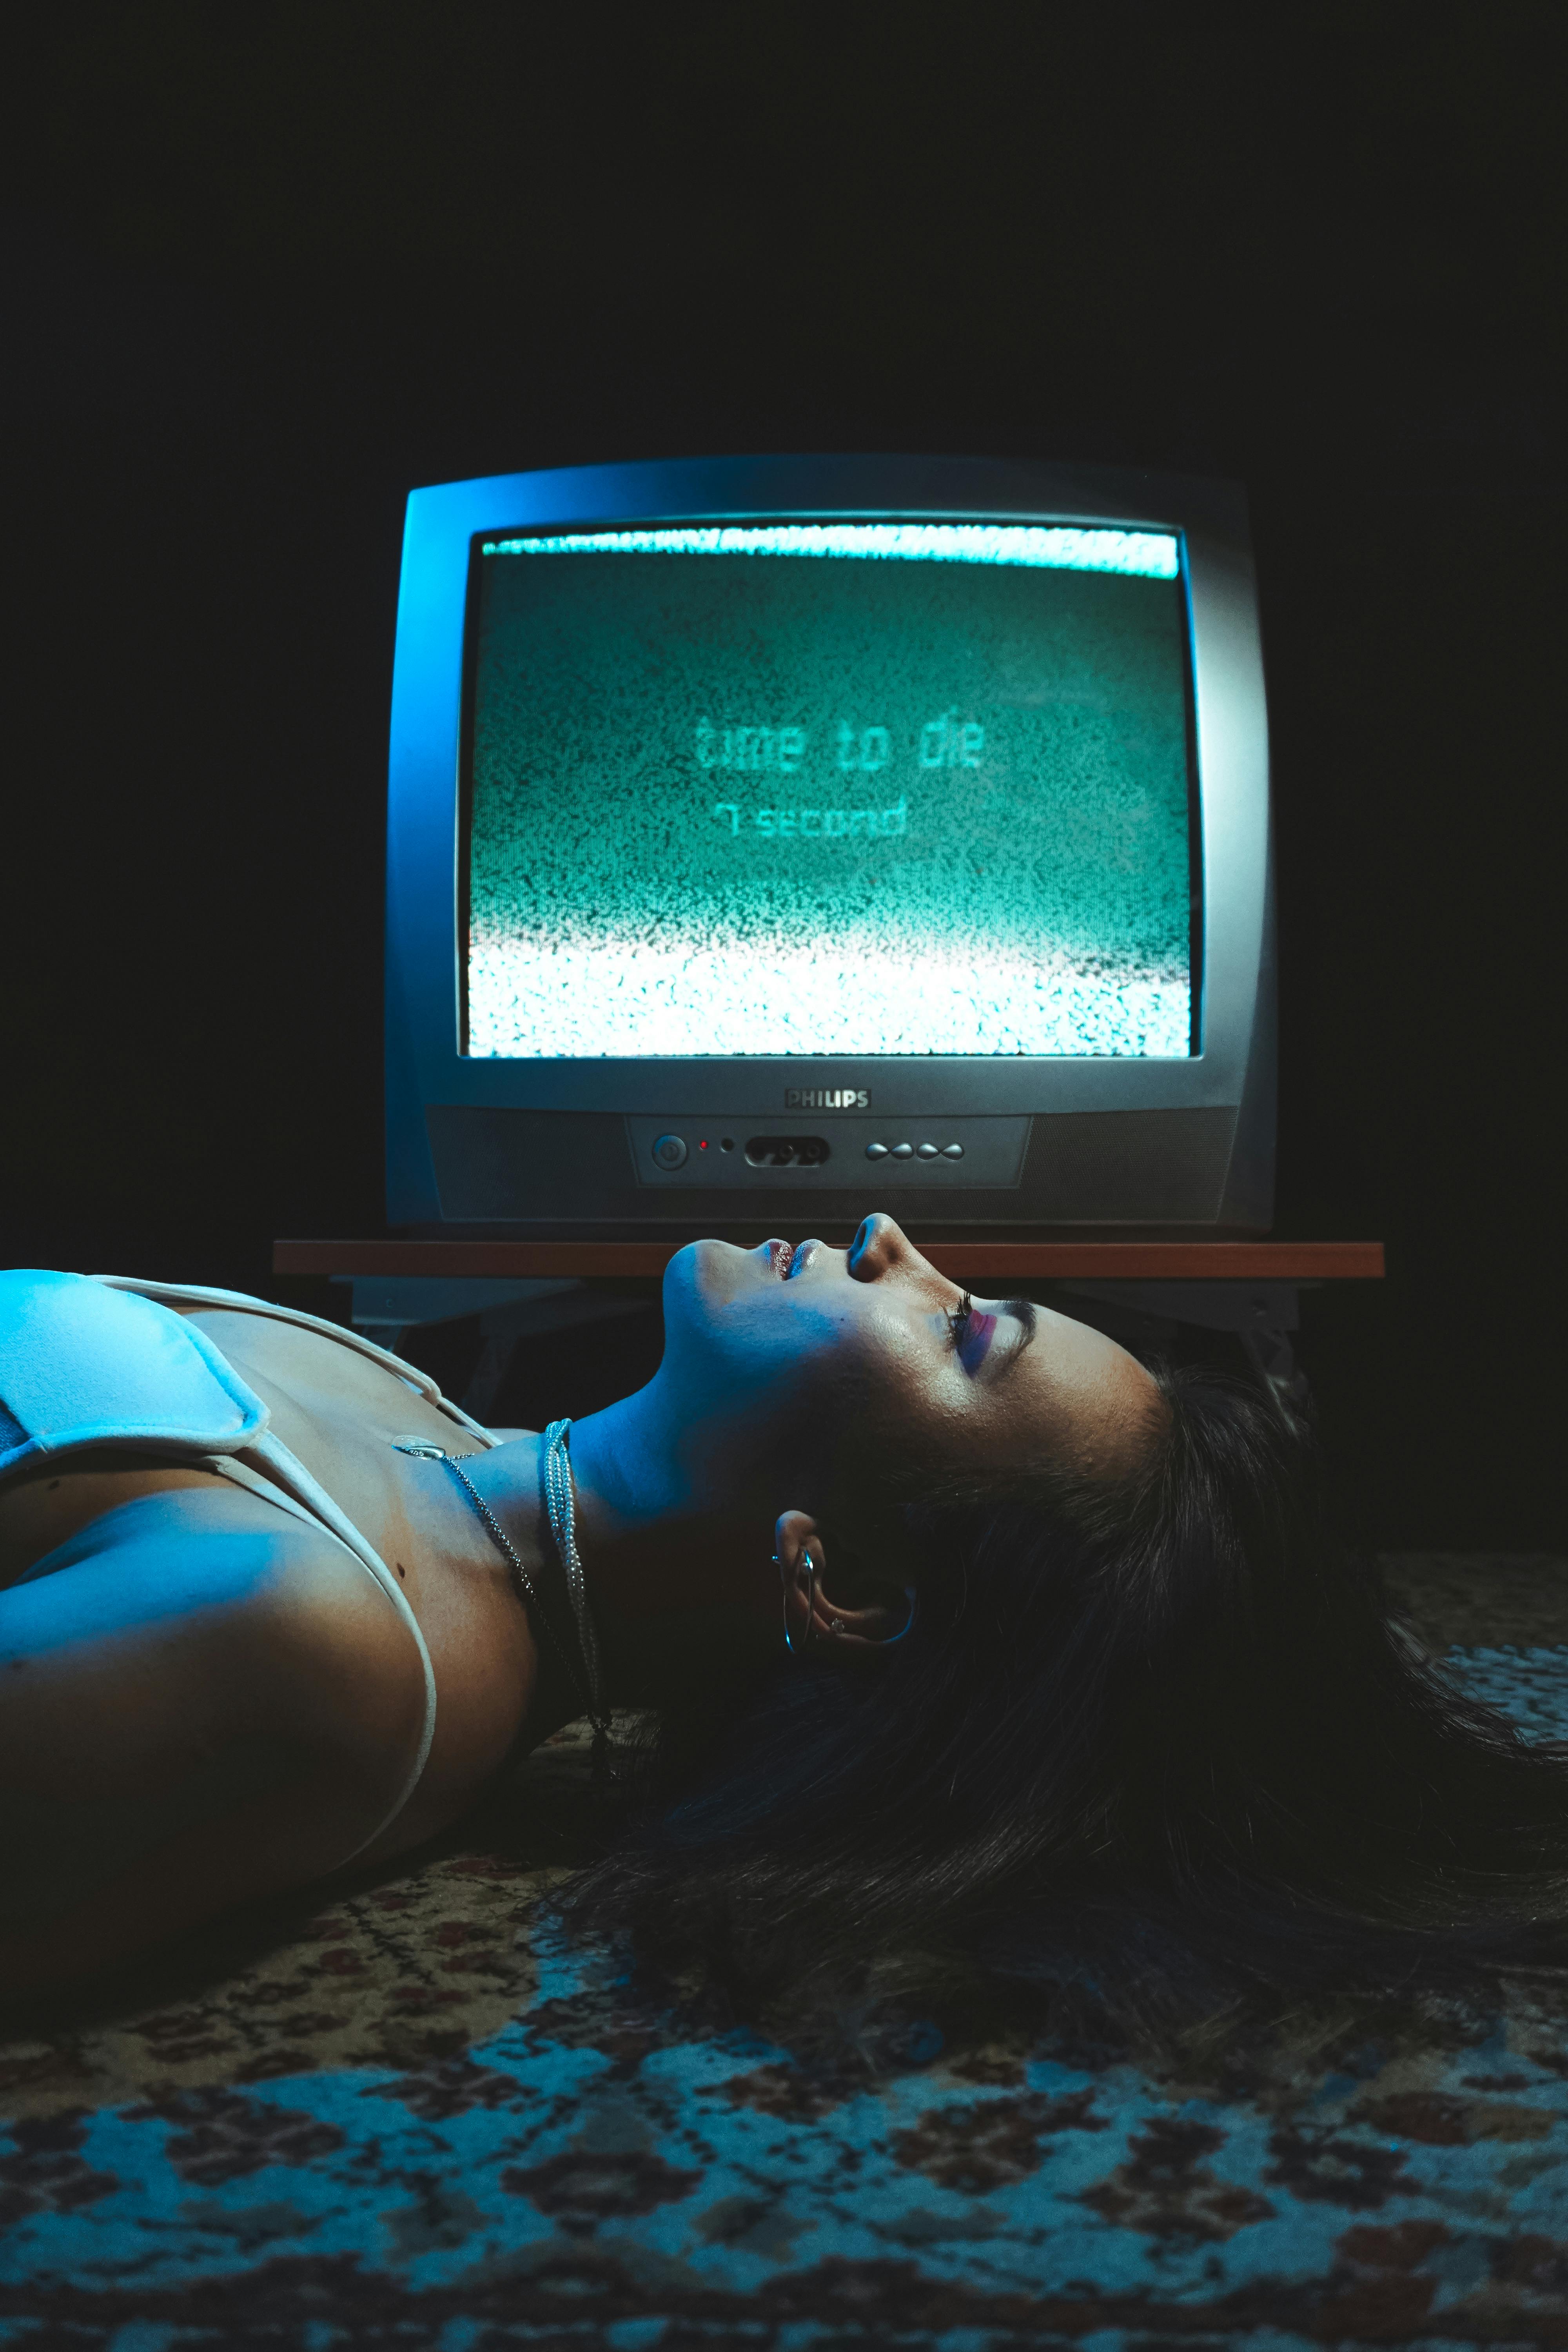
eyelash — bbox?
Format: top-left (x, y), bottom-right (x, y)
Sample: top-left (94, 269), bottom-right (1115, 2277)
top-left (946, 1292), bottom-right (974, 1350)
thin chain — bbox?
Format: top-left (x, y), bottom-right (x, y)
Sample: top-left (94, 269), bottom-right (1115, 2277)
top-left (542, 1419), bottom-right (608, 1724)
top-left (442, 1454), bottom-right (610, 1740)
top-left (393, 1436), bottom-right (609, 1744)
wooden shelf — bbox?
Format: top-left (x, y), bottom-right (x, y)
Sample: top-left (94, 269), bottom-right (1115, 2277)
top-left (274, 1239), bottom-right (1385, 1282)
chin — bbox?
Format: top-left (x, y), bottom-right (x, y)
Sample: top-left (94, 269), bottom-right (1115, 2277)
top-left (662, 1236), bottom-right (734, 1323)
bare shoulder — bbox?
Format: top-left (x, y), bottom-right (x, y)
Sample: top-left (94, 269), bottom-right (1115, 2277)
top-left (0, 1483), bottom-right (431, 2000)
top-left (1, 1476), bottom-right (430, 1772)
top-left (171, 1502), bottom-right (436, 1868)
top-left (237, 1506), bottom-right (432, 1760)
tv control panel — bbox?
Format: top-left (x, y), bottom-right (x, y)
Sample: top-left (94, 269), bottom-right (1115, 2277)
top-left (627, 1114), bottom-right (1031, 1188)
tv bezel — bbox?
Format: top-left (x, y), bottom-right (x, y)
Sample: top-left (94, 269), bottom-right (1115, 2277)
top-left (386, 453), bottom-right (1273, 1228)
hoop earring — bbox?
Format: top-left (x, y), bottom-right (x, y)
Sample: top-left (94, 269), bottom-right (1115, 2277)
top-left (884, 1585), bottom-right (917, 1644)
top-left (783, 1559), bottom-right (817, 1657)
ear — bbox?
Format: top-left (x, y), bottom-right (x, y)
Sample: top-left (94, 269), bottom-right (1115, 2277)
top-left (775, 1510), bottom-right (915, 1661)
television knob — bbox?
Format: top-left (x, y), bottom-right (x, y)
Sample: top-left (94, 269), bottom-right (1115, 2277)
top-left (865, 1142), bottom-right (889, 1159)
top-left (889, 1142), bottom-right (914, 1159)
top-left (916, 1142), bottom-right (940, 1159)
top-left (652, 1134), bottom-right (688, 1170)
top-left (942, 1142), bottom-right (964, 1158)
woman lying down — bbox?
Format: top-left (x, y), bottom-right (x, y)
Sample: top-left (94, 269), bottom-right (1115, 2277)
top-left (1, 1217), bottom-right (1563, 2034)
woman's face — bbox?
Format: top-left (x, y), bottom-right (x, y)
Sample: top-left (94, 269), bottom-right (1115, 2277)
top-left (656, 1213), bottom-right (1160, 1510)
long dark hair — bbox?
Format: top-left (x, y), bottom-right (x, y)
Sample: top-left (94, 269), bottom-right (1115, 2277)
top-left (566, 1364), bottom-right (1568, 2049)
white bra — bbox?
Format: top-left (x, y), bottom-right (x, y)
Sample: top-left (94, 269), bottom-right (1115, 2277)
top-left (0, 1269), bottom-right (498, 1864)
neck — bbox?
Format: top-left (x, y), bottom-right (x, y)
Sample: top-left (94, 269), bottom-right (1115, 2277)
top-left (467, 1379), bottom-right (778, 1708)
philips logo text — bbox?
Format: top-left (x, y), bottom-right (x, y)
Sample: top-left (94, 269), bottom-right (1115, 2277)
top-left (784, 1088), bottom-right (870, 1111)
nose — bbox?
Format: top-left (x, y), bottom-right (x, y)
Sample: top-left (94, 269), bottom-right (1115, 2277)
top-left (847, 1211), bottom-right (923, 1281)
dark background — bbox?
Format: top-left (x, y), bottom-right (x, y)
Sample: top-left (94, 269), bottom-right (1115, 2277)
top-left (2, 5), bottom-right (1562, 1547)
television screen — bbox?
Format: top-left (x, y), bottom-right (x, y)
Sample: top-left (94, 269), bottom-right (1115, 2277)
top-left (463, 522), bottom-right (1197, 1063)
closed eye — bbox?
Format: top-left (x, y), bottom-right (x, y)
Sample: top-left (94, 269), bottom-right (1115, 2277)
top-left (993, 1298), bottom-right (1038, 1379)
top-left (948, 1295), bottom-right (1037, 1377)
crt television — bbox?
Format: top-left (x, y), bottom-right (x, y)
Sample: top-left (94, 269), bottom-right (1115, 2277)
top-left (385, 454), bottom-right (1274, 1234)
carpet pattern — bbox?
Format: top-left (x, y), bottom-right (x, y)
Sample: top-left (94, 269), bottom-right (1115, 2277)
top-left (5, 1556), bottom-right (1568, 2348)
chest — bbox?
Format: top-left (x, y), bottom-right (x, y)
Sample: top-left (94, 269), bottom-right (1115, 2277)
top-left (189, 1312), bottom-right (539, 1746)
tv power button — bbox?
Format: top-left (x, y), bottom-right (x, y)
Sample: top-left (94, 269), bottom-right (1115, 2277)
top-left (652, 1134), bottom-right (688, 1170)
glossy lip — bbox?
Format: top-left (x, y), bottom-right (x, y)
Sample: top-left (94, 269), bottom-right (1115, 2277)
top-left (786, 1238), bottom-right (828, 1280)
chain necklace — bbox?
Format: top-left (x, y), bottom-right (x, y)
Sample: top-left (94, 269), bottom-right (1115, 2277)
top-left (539, 1419), bottom-right (608, 1723)
top-left (392, 1421), bottom-right (611, 1759)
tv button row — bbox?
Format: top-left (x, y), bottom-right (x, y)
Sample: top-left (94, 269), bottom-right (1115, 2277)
top-left (865, 1142), bottom-right (964, 1160)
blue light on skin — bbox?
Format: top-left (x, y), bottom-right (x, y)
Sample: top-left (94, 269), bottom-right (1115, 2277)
top-left (479, 521), bottom-right (1180, 581)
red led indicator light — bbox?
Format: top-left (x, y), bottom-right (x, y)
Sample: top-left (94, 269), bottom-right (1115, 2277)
top-left (698, 1138), bottom-right (708, 1149)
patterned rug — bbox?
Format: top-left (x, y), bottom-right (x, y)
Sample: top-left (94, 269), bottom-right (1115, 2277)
top-left (5, 1556), bottom-right (1568, 2348)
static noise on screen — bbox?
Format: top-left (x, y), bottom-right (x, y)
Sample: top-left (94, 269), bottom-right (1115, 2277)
top-left (783, 1088), bottom-right (871, 1111)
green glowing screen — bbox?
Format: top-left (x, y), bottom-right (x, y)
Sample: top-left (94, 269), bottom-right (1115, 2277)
top-left (464, 524), bottom-right (1197, 1058)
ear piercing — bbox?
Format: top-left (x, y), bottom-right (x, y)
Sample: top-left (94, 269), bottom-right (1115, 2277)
top-left (783, 1556), bottom-right (817, 1656)
top-left (779, 1554), bottom-right (849, 1649)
